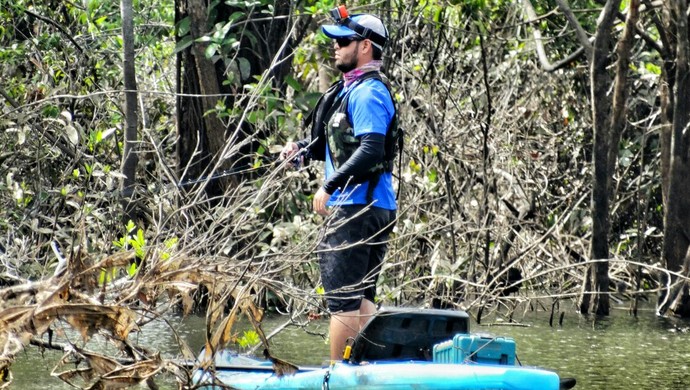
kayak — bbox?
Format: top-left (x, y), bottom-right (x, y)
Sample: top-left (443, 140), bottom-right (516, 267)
top-left (192, 308), bottom-right (575, 389)
top-left (194, 354), bottom-right (562, 389)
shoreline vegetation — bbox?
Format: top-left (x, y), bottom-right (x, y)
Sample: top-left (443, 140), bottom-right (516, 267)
top-left (1, 0), bottom-right (688, 388)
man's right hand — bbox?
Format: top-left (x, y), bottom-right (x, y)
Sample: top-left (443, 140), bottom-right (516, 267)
top-left (279, 142), bottom-right (302, 168)
top-left (312, 187), bottom-right (331, 216)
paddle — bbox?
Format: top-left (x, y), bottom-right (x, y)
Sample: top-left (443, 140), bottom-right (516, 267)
top-left (214, 362), bottom-right (317, 373)
top-left (176, 359), bottom-right (319, 373)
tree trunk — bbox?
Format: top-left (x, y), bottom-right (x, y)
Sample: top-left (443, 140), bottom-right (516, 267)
top-left (187, 1), bottom-right (227, 162)
top-left (175, 0), bottom-right (295, 198)
top-left (579, 0), bottom-right (625, 316)
top-left (659, 0), bottom-right (690, 317)
top-left (120, 0), bottom-right (139, 223)
top-left (658, 0), bottom-right (676, 208)
top-left (179, 0), bottom-right (234, 196)
top-left (578, 0), bottom-right (638, 315)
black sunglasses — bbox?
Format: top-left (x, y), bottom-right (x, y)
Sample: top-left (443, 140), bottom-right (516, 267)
top-left (335, 37), bottom-right (363, 47)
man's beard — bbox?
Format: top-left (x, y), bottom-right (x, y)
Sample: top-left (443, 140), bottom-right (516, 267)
top-left (336, 55), bottom-right (358, 73)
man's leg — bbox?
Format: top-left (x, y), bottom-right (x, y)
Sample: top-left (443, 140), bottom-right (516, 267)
top-left (359, 298), bottom-right (376, 328)
top-left (357, 208), bottom-right (394, 331)
top-left (320, 206), bottom-right (394, 360)
top-left (329, 310), bottom-right (360, 360)
top-left (330, 299), bottom-right (377, 360)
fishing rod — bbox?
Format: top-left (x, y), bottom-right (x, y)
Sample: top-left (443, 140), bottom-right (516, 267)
top-left (176, 161), bottom-right (271, 188)
top-left (117, 143), bottom-right (314, 198)
top-left (175, 149), bottom-right (308, 188)
top-left (115, 155), bottom-right (281, 199)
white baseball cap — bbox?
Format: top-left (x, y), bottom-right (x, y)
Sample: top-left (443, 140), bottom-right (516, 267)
top-left (322, 14), bottom-right (388, 50)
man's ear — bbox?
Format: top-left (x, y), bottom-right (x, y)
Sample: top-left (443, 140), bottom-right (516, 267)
top-left (361, 39), bottom-right (373, 55)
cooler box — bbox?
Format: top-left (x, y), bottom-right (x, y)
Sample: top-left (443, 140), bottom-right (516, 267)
top-left (433, 334), bottom-right (516, 365)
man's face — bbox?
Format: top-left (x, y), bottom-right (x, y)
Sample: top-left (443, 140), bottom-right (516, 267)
top-left (334, 37), bottom-right (361, 73)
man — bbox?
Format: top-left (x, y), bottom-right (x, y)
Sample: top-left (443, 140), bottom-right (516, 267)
top-left (280, 10), bottom-right (397, 360)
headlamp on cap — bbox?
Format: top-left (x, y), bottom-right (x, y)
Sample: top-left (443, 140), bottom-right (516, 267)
top-left (329, 5), bottom-right (349, 23)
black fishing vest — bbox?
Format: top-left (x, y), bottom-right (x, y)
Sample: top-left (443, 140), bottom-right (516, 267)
top-left (303, 71), bottom-right (400, 185)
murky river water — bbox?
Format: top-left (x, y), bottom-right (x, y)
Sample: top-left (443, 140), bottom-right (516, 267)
top-left (11, 303), bottom-right (690, 389)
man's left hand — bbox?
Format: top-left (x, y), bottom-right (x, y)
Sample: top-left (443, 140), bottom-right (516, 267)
top-left (313, 188), bottom-right (331, 216)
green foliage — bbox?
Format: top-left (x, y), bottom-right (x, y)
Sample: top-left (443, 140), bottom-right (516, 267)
top-left (237, 330), bottom-right (261, 349)
top-left (299, 0), bottom-right (336, 17)
top-left (113, 220), bottom-right (147, 264)
top-left (0, 0), bottom-right (176, 279)
top-left (161, 237), bottom-right (179, 261)
top-left (98, 267), bottom-right (118, 285)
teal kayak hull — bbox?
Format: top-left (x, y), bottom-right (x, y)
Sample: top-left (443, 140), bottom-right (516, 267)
top-left (194, 354), bottom-right (561, 390)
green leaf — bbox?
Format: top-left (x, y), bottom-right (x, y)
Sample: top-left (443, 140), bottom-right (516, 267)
top-left (228, 11), bottom-right (245, 24)
top-left (427, 168), bottom-right (438, 183)
top-left (176, 16), bottom-right (191, 36)
top-left (113, 236), bottom-right (126, 249)
top-left (42, 105), bottom-right (60, 117)
top-left (237, 330), bottom-right (260, 348)
top-left (644, 62), bottom-right (661, 75)
top-left (94, 15), bottom-right (108, 26)
top-left (409, 159), bottom-right (422, 173)
top-left (217, 19), bottom-right (235, 38)
top-left (136, 229), bottom-right (145, 246)
top-left (205, 43), bottom-right (219, 59)
top-left (223, 71), bottom-right (236, 86)
top-left (174, 35), bottom-right (194, 54)
top-left (285, 75), bottom-right (302, 92)
top-left (127, 262), bottom-right (138, 277)
top-left (247, 111), bottom-right (258, 124)
top-left (237, 57), bottom-right (251, 81)
top-left (165, 237), bottom-right (179, 248)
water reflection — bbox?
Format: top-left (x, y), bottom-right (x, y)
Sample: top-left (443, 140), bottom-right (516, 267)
top-left (483, 307), bottom-right (690, 389)
top-left (11, 305), bottom-right (690, 389)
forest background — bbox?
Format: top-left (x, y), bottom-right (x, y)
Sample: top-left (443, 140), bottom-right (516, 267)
top-left (1, 0), bottom-right (690, 388)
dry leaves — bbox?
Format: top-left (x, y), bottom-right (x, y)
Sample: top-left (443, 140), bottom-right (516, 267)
top-left (0, 247), bottom-right (275, 388)
top-left (51, 346), bottom-right (163, 389)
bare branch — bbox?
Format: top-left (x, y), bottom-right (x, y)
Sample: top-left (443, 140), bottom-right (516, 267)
top-left (522, 0), bottom-right (587, 71)
top-left (553, 0), bottom-right (594, 57)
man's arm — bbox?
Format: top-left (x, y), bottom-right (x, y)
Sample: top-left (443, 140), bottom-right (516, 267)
top-left (322, 133), bottom-right (384, 194)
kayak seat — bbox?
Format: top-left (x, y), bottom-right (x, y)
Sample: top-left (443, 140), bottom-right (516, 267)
top-left (349, 307), bottom-right (470, 363)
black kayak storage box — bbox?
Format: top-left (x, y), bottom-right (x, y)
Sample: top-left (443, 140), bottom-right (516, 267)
top-left (350, 307), bottom-right (470, 363)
